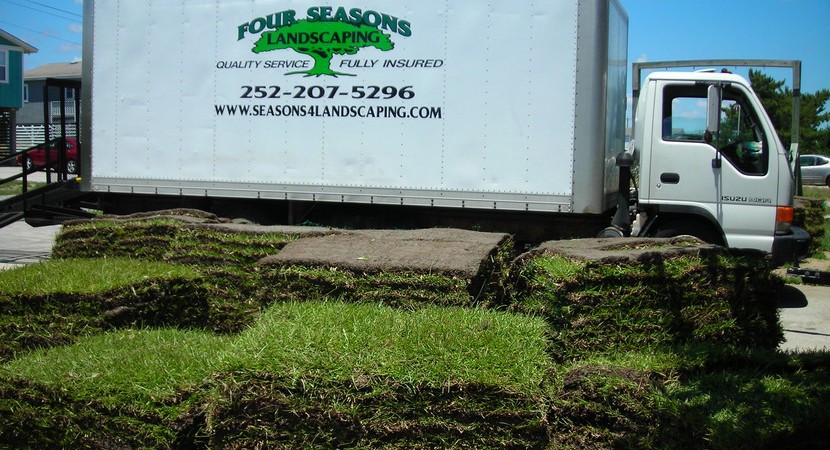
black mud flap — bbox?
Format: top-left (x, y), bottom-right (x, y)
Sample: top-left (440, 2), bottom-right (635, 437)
top-left (771, 226), bottom-right (811, 268)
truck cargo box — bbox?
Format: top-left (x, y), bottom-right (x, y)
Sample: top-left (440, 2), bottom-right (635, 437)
top-left (82, 0), bottom-right (628, 216)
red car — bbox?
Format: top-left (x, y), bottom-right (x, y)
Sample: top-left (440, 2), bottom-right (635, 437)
top-left (17, 137), bottom-right (79, 175)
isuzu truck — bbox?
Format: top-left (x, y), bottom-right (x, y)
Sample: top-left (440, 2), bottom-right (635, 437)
top-left (74, 0), bottom-right (806, 263)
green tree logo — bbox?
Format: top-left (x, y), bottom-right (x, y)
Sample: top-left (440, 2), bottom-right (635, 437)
top-left (253, 20), bottom-right (394, 77)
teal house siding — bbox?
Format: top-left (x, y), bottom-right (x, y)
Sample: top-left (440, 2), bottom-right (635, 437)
top-left (0, 39), bottom-right (26, 108)
top-left (0, 29), bottom-right (37, 157)
top-left (0, 30), bottom-right (36, 108)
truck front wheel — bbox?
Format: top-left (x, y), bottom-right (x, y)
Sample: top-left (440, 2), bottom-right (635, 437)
top-left (651, 219), bottom-right (725, 246)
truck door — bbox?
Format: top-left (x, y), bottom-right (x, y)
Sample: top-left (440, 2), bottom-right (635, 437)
top-left (645, 81), bottom-right (779, 251)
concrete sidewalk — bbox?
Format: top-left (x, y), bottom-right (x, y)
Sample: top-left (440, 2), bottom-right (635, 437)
top-left (0, 165), bottom-right (48, 183)
top-left (0, 220), bottom-right (60, 270)
top-left (0, 166), bottom-right (57, 269)
top-left (778, 284), bottom-right (830, 352)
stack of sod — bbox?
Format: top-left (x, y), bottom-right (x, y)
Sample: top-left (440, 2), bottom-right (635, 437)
top-left (0, 259), bottom-right (205, 363)
top-left (506, 237), bottom-right (825, 448)
top-left (794, 196), bottom-right (826, 256)
top-left (52, 210), bottom-right (330, 266)
top-left (257, 228), bottom-right (515, 308)
top-left (2, 211), bottom-right (827, 448)
top-left (509, 237), bottom-right (784, 361)
top-left (50, 212), bottom-right (340, 332)
top-left (1, 300), bottom-right (553, 447)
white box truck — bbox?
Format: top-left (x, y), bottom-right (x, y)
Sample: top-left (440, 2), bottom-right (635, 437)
top-left (78, 0), bottom-right (807, 264)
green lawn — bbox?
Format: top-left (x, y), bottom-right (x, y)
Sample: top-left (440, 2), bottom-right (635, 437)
top-left (0, 180), bottom-right (46, 196)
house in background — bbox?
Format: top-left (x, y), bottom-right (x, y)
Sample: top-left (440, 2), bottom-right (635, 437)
top-left (0, 28), bottom-right (37, 159)
top-left (16, 61), bottom-right (82, 150)
top-left (18, 61), bottom-right (82, 125)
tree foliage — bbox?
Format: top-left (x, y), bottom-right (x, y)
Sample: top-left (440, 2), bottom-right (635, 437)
top-left (749, 69), bottom-right (830, 154)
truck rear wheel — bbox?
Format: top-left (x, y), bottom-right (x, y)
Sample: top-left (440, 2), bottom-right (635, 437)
top-left (652, 219), bottom-right (724, 246)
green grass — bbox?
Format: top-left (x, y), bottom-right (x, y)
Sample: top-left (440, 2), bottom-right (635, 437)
top-left (0, 180), bottom-right (46, 196)
top-left (657, 348), bottom-right (830, 449)
top-left (798, 187), bottom-right (830, 256)
top-left (803, 187), bottom-right (830, 254)
top-left (1, 293), bottom-right (555, 448)
top-left (2, 218), bottom-right (829, 448)
top-left (260, 265), bottom-right (474, 307)
top-left (511, 253), bottom-right (783, 361)
top-left (52, 218), bottom-right (297, 265)
top-left (2, 328), bottom-right (224, 409)
top-left (3, 302), bottom-right (550, 403)
top-left (801, 186), bottom-right (830, 202)
top-left (224, 301), bottom-right (552, 393)
top-left (0, 258), bottom-right (199, 296)
top-left (0, 258), bottom-right (209, 364)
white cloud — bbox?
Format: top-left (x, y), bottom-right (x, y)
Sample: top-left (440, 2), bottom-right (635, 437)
top-left (635, 54), bottom-right (649, 63)
top-left (680, 110), bottom-right (704, 120)
top-left (59, 43), bottom-right (83, 53)
top-left (69, 23), bottom-right (83, 34)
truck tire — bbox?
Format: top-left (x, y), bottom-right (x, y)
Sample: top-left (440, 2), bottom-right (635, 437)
top-left (597, 226), bottom-right (625, 238)
top-left (652, 219), bottom-right (724, 246)
top-left (66, 159), bottom-right (78, 175)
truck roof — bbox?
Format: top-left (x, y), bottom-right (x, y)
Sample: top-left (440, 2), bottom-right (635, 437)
top-left (644, 70), bottom-right (749, 85)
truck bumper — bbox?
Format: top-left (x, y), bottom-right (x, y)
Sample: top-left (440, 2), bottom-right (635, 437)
top-left (770, 226), bottom-right (811, 267)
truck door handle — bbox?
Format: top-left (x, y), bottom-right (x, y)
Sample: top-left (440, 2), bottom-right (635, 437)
top-left (660, 173), bottom-right (680, 184)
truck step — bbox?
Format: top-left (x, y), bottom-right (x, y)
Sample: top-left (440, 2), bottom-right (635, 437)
top-left (786, 267), bottom-right (830, 285)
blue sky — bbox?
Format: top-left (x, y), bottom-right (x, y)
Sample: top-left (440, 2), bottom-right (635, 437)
top-left (622, 0), bottom-right (830, 94)
top-left (1, 0), bottom-right (827, 94)
top-left (0, 0), bottom-right (82, 67)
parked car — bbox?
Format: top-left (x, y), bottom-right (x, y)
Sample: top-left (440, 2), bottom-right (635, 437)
top-left (16, 137), bottom-right (79, 175)
top-left (799, 154), bottom-right (830, 187)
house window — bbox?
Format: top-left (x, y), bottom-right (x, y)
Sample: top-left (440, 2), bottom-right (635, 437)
top-left (0, 50), bottom-right (7, 83)
top-left (23, 84), bottom-right (29, 102)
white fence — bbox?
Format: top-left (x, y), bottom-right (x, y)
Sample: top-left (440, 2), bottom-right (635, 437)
top-left (15, 124), bottom-right (79, 151)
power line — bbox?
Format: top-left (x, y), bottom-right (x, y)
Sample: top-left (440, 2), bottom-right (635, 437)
top-left (0, 20), bottom-right (81, 45)
top-left (0, 0), bottom-right (81, 22)
top-left (20, 0), bottom-right (82, 18)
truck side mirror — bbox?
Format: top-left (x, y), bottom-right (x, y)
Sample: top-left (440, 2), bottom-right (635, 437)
top-left (706, 85), bottom-right (722, 168)
top-left (706, 85), bottom-right (721, 143)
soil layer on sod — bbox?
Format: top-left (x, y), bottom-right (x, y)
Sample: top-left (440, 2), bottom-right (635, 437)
top-left (259, 228), bottom-right (514, 306)
top-left (261, 228), bottom-right (510, 277)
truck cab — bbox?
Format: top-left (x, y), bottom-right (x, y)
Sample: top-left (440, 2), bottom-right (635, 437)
top-left (633, 71), bottom-right (808, 265)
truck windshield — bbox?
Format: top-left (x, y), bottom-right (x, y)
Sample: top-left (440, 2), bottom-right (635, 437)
top-left (661, 85), bottom-right (768, 176)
